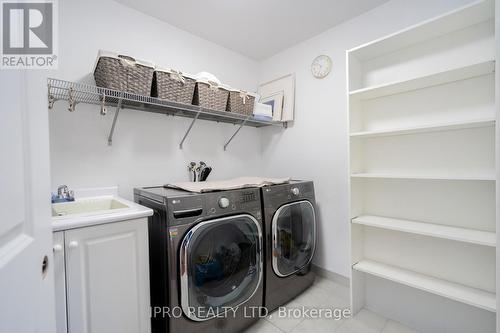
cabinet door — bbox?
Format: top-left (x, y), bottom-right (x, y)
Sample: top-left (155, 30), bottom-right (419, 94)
top-left (53, 231), bottom-right (67, 333)
top-left (65, 219), bottom-right (150, 333)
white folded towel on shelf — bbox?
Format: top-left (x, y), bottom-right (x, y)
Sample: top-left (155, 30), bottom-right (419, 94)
top-left (253, 114), bottom-right (273, 121)
top-left (253, 102), bottom-right (273, 117)
top-left (167, 176), bottom-right (290, 193)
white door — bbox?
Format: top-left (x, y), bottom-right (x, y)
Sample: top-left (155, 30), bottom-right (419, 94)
top-left (65, 219), bottom-right (151, 333)
top-left (0, 69), bottom-right (56, 332)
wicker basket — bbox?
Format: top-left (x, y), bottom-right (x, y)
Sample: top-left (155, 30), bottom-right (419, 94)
top-left (93, 50), bottom-right (155, 96)
top-left (227, 90), bottom-right (256, 116)
top-left (152, 69), bottom-right (196, 104)
top-left (193, 81), bottom-right (230, 112)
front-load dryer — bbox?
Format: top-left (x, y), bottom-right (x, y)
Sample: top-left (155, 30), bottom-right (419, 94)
top-left (134, 186), bottom-right (264, 333)
top-left (260, 180), bottom-right (317, 312)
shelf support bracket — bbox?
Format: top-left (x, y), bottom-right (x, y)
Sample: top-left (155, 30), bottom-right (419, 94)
top-left (224, 115), bottom-right (251, 151)
top-left (107, 97), bottom-right (123, 146)
top-left (47, 83), bottom-right (55, 109)
top-left (179, 111), bottom-right (201, 149)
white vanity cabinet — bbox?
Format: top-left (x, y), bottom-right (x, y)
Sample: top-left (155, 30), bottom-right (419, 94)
top-left (53, 218), bottom-right (151, 333)
top-left (53, 231), bottom-right (67, 333)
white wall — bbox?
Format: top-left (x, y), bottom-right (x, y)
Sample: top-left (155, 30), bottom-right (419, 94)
top-left (258, 0), bottom-right (477, 277)
top-left (49, 0), bottom-right (263, 199)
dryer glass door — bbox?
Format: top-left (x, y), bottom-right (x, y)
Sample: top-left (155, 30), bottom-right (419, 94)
top-left (179, 214), bottom-right (263, 321)
top-left (272, 200), bottom-right (316, 277)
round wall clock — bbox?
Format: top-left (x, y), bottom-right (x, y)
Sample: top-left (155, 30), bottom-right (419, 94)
top-left (311, 55), bottom-right (332, 79)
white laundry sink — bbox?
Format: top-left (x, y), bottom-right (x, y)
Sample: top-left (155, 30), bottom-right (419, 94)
top-left (51, 188), bottom-right (153, 231)
top-left (52, 197), bottom-right (129, 217)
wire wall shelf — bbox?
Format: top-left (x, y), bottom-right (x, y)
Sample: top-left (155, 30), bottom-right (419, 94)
top-left (47, 78), bottom-right (286, 150)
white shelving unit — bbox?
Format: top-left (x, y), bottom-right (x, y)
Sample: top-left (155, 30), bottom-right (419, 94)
top-left (349, 60), bottom-right (495, 101)
top-left (350, 172), bottom-right (496, 181)
top-left (347, 1), bottom-right (497, 331)
top-left (350, 118), bottom-right (495, 138)
top-left (353, 260), bottom-right (496, 312)
top-left (352, 215), bottom-right (496, 247)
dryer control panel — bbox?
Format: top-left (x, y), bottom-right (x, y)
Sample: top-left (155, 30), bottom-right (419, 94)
top-left (262, 181), bottom-right (315, 207)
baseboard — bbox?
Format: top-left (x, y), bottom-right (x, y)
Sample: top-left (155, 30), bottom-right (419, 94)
top-left (312, 264), bottom-right (350, 287)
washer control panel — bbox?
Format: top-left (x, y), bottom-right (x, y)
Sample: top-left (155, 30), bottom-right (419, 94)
top-left (206, 189), bottom-right (261, 217)
top-left (240, 191), bottom-right (257, 204)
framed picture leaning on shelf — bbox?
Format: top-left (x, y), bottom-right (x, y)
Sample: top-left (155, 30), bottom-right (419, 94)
top-left (260, 91), bottom-right (284, 121)
top-left (258, 73), bottom-right (295, 122)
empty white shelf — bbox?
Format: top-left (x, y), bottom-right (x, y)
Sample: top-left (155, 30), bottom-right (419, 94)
top-left (350, 173), bottom-right (496, 181)
top-left (348, 0), bottom-right (494, 60)
top-left (352, 215), bottom-right (495, 247)
top-left (350, 118), bottom-right (495, 138)
top-left (353, 260), bottom-right (496, 312)
top-left (349, 60), bottom-right (495, 101)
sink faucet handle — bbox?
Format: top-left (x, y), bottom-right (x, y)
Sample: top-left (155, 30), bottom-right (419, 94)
top-left (57, 185), bottom-right (69, 198)
top-left (52, 185), bottom-right (75, 203)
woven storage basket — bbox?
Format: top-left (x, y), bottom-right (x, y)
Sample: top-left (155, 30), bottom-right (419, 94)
top-left (193, 81), bottom-right (230, 112)
top-left (227, 90), bottom-right (256, 116)
top-left (93, 50), bottom-right (154, 96)
top-left (152, 69), bottom-right (196, 104)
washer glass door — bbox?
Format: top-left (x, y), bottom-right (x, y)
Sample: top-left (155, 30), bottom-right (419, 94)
top-left (179, 214), bottom-right (263, 321)
top-left (272, 200), bottom-right (316, 277)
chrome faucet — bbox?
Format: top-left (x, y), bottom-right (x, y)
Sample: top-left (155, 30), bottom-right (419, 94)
top-left (52, 185), bottom-right (75, 203)
top-left (57, 185), bottom-right (69, 198)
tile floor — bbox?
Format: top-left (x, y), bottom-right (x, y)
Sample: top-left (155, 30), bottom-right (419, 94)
top-left (244, 277), bottom-right (418, 333)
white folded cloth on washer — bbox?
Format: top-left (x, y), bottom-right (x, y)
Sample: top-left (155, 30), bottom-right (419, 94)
top-left (167, 176), bottom-right (290, 193)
